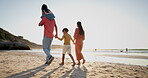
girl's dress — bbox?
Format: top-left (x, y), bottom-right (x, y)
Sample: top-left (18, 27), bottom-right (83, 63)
top-left (74, 28), bottom-right (85, 60)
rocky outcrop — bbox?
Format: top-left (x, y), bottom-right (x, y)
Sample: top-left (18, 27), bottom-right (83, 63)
top-left (0, 28), bottom-right (41, 50)
top-left (0, 42), bottom-right (30, 50)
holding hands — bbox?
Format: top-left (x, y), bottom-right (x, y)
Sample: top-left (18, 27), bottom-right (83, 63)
top-left (55, 34), bottom-right (58, 38)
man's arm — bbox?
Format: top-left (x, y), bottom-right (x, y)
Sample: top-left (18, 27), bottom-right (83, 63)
top-left (55, 24), bottom-right (58, 37)
top-left (38, 17), bottom-right (45, 26)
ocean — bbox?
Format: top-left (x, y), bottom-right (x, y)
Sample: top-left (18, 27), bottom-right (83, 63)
top-left (1, 49), bottom-right (148, 66)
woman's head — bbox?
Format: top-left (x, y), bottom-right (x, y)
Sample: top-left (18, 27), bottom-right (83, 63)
top-left (77, 21), bottom-right (85, 35)
top-left (41, 4), bottom-right (50, 13)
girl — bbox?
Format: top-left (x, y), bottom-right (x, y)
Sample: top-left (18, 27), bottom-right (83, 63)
top-left (74, 21), bottom-right (85, 65)
top-left (39, 4), bottom-right (58, 65)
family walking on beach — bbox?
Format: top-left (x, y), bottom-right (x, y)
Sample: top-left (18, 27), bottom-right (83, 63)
top-left (38, 4), bottom-right (85, 66)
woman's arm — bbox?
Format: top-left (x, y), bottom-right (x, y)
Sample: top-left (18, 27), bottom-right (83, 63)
top-left (74, 28), bottom-right (78, 39)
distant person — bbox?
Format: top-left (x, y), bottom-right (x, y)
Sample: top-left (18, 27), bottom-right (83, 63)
top-left (56, 28), bottom-right (75, 66)
top-left (38, 4), bottom-right (58, 65)
top-left (126, 48), bottom-right (128, 53)
top-left (74, 21), bottom-right (85, 65)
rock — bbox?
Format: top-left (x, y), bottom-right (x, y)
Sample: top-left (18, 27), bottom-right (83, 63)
top-left (0, 27), bottom-right (41, 49)
top-left (0, 42), bottom-right (30, 50)
top-left (18, 36), bottom-right (23, 39)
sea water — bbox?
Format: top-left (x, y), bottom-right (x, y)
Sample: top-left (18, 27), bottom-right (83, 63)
top-left (1, 49), bottom-right (148, 66)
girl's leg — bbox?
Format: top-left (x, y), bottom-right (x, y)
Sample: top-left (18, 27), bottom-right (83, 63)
top-left (68, 54), bottom-right (75, 66)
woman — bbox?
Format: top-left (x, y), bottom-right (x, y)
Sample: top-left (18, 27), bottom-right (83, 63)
top-left (74, 21), bottom-right (85, 65)
top-left (39, 4), bottom-right (58, 65)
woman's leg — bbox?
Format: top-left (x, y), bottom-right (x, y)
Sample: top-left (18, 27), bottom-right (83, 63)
top-left (77, 60), bottom-right (80, 65)
top-left (79, 43), bottom-right (84, 60)
top-left (79, 44), bottom-right (85, 64)
top-left (75, 43), bottom-right (82, 65)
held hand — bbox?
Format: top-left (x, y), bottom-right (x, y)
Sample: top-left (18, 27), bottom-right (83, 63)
top-left (55, 34), bottom-right (58, 38)
top-left (38, 23), bottom-right (41, 26)
top-left (38, 23), bottom-right (43, 26)
top-left (73, 40), bottom-right (75, 44)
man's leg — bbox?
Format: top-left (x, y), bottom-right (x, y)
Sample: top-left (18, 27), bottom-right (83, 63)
top-left (43, 36), bottom-right (53, 64)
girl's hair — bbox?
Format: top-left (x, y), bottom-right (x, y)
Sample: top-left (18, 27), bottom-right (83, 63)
top-left (41, 4), bottom-right (49, 13)
top-left (77, 21), bottom-right (85, 35)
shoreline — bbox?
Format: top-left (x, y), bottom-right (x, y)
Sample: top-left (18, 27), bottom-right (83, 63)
top-left (93, 54), bottom-right (148, 59)
top-left (1, 49), bottom-right (148, 66)
top-left (0, 51), bottom-right (148, 78)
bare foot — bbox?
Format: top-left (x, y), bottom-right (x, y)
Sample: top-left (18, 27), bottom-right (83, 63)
top-left (82, 59), bottom-right (85, 64)
top-left (59, 62), bottom-right (64, 65)
top-left (72, 62), bottom-right (76, 66)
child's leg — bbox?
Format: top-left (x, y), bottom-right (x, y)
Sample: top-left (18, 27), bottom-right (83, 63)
top-left (60, 54), bottom-right (65, 65)
top-left (68, 54), bottom-right (75, 66)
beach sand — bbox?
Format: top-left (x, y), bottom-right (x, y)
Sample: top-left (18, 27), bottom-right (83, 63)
top-left (0, 52), bottom-right (148, 78)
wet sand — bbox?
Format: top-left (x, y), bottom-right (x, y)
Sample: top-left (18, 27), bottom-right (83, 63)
top-left (0, 52), bottom-right (148, 78)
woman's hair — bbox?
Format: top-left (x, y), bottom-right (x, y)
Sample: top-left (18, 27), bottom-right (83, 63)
top-left (41, 4), bottom-right (49, 13)
top-left (77, 21), bottom-right (85, 35)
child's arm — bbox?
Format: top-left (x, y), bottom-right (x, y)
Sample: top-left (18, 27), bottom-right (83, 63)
top-left (72, 39), bottom-right (75, 44)
top-left (70, 36), bottom-right (75, 44)
top-left (56, 35), bottom-right (64, 41)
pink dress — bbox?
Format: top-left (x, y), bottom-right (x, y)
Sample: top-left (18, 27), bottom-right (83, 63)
top-left (74, 28), bottom-right (85, 60)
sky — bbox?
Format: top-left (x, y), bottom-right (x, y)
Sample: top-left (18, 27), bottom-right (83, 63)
top-left (0, 0), bottom-right (148, 49)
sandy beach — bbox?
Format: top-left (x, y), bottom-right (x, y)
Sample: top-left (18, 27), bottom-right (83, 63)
top-left (0, 52), bottom-right (148, 78)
